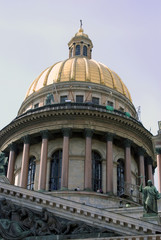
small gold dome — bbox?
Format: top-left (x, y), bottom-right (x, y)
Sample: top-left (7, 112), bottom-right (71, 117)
top-left (25, 57), bottom-right (132, 102)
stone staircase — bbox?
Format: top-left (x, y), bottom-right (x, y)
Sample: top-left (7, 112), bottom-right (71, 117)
top-left (0, 181), bottom-right (161, 238)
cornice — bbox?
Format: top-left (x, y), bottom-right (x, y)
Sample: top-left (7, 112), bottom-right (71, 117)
top-left (0, 107), bottom-right (154, 157)
top-left (0, 181), bottom-right (160, 236)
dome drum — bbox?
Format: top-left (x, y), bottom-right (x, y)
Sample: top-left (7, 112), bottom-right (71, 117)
top-left (19, 81), bottom-right (136, 119)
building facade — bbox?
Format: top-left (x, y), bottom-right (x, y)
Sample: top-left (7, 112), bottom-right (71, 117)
top-left (0, 26), bottom-right (160, 239)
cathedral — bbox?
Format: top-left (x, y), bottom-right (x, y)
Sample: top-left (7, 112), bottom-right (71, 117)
top-left (0, 25), bottom-right (161, 239)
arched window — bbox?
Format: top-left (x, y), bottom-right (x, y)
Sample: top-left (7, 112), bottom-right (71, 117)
top-left (117, 159), bottom-right (124, 196)
top-left (92, 151), bottom-right (102, 192)
top-left (75, 45), bottom-right (80, 55)
top-left (83, 46), bottom-right (87, 56)
top-left (27, 156), bottom-right (36, 190)
top-left (49, 150), bottom-right (62, 191)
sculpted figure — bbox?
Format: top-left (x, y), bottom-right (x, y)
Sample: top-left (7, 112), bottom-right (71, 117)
top-left (0, 152), bottom-right (8, 176)
top-left (41, 208), bottom-right (61, 234)
top-left (139, 180), bottom-right (161, 215)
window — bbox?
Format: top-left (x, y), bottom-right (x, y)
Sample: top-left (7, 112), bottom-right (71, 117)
top-left (83, 46), bottom-right (87, 56)
top-left (27, 157), bottom-right (36, 190)
top-left (75, 45), bottom-right (80, 55)
top-left (49, 150), bottom-right (62, 191)
top-left (107, 101), bottom-right (113, 107)
top-left (119, 107), bottom-right (124, 112)
top-left (76, 95), bottom-right (84, 103)
top-left (92, 97), bottom-right (99, 105)
top-left (34, 103), bottom-right (39, 109)
top-left (92, 151), bottom-right (102, 192)
top-left (117, 159), bottom-right (124, 196)
top-left (60, 95), bottom-right (68, 103)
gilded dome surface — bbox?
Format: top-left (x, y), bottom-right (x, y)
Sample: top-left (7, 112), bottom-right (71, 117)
top-left (25, 27), bottom-right (132, 102)
top-left (26, 57), bottom-right (132, 102)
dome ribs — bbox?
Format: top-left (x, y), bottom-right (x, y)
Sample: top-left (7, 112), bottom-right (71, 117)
top-left (43, 62), bottom-right (59, 86)
top-left (92, 60), bottom-right (104, 85)
top-left (25, 67), bottom-right (48, 98)
top-left (33, 67), bottom-right (49, 93)
top-left (84, 57), bottom-right (90, 82)
top-left (57, 59), bottom-right (68, 82)
top-left (25, 81), bottom-right (35, 99)
top-left (25, 57), bottom-right (132, 102)
top-left (104, 65), bottom-right (117, 90)
top-left (114, 71), bottom-right (132, 102)
top-left (70, 57), bottom-right (77, 81)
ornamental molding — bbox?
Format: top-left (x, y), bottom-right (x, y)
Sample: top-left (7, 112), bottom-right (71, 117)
top-left (0, 108), bottom-right (154, 158)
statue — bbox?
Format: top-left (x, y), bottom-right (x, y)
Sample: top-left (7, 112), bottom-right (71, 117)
top-left (139, 180), bottom-right (161, 216)
top-left (45, 94), bottom-right (54, 105)
top-left (0, 152), bottom-right (8, 176)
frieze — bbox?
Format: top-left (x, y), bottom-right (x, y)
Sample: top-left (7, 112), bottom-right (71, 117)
top-left (0, 198), bottom-right (116, 239)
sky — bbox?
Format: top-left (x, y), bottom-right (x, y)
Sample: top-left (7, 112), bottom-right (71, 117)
top-left (0, 1), bottom-right (160, 182)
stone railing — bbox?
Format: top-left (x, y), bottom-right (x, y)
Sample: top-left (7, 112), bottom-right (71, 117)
top-left (15, 102), bottom-right (141, 125)
top-left (117, 182), bottom-right (142, 203)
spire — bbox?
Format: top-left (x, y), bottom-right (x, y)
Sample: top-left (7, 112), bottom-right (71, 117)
top-left (79, 20), bottom-right (84, 33)
top-left (80, 19), bottom-right (83, 29)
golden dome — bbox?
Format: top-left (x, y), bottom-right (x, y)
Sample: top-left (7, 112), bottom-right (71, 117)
top-left (25, 56), bottom-right (132, 102)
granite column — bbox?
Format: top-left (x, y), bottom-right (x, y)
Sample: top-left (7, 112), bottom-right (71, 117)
top-left (38, 130), bottom-right (49, 191)
top-left (20, 135), bottom-right (30, 188)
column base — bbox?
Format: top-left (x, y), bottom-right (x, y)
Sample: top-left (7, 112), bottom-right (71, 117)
top-left (84, 188), bottom-right (93, 192)
top-left (61, 187), bottom-right (68, 191)
top-left (106, 191), bottom-right (114, 196)
top-left (38, 189), bottom-right (46, 192)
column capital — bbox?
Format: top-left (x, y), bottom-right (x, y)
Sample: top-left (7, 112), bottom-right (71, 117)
top-left (124, 139), bottom-right (132, 148)
top-left (105, 132), bottom-right (114, 141)
top-left (138, 147), bottom-right (146, 156)
top-left (22, 135), bottom-right (30, 144)
top-left (62, 128), bottom-right (72, 137)
top-left (9, 143), bottom-right (17, 152)
top-left (41, 130), bottom-right (49, 139)
top-left (84, 128), bottom-right (94, 138)
top-left (156, 148), bottom-right (161, 154)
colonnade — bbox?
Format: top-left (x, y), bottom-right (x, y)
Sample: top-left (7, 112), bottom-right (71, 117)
top-left (7, 128), bottom-right (154, 193)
